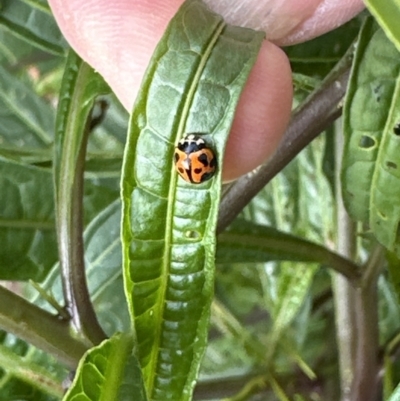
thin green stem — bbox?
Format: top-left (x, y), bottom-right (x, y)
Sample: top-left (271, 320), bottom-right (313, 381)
top-left (29, 280), bottom-right (70, 319)
top-left (0, 285), bottom-right (87, 369)
top-left (332, 121), bottom-right (358, 401)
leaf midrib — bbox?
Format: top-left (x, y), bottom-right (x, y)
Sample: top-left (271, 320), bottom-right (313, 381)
top-left (100, 334), bottom-right (133, 401)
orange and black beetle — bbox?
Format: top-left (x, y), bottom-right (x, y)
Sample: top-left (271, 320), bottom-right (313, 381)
top-left (174, 134), bottom-right (217, 184)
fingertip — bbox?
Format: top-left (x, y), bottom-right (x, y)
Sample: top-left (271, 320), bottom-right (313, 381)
top-left (48, 0), bottom-right (183, 110)
top-left (222, 40), bottom-right (293, 182)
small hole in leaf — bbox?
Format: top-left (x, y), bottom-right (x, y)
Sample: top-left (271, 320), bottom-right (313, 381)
top-left (185, 230), bottom-right (201, 240)
top-left (386, 161), bottom-right (397, 169)
top-left (359, 135), bottom-right (375, 149)
top-left (393, 123), bottom-right (400, 136)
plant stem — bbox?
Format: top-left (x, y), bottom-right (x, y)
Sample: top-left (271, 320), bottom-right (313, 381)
top-left (332, 120), bottom-right (383, 401)
top-left (350, 245), bottom-right (383, 401)
top-left (55, 53), bottom-right (107, 345)
top-left (0, 284), bottom-right (87, 369)
top-left (332, 120), bottom-right (358, 401)
top-left (217, 47), bottom-right (353, 233)
top-left (57, 107), bottom-right (106, 345)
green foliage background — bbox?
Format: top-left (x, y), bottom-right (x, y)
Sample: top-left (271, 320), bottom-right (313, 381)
top-left (1, 0), bottom-right (400, 401)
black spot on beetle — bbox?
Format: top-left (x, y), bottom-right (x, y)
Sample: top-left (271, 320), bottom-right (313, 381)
top-left (198, 153), bottom-right (209, 166)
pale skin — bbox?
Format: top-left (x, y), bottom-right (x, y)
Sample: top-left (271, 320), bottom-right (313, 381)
top-left (48, 0), bottom-right (365, 182)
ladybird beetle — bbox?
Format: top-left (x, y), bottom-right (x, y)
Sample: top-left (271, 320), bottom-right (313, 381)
top-left (174, 134), bottom-right (217, 184)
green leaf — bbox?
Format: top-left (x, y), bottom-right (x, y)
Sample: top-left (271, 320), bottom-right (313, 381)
top-left (0, 375), bottom-right (59, 401)
top-left (0, 157), bottom-right (118, 281)
top-left (217, 222), bottom-right (321, 263)
top-left (30, 198), bottom-right (126, 313)
top-left (341, 18), bottom-right (381, 222)
top-left (217, 220), bottom-right (360, 281)
top-left (0, 343), bottom-right (63, 399)
top-left (63, 333), bottom-right (147, 401)
top-left (0, 27), bottom-right (33, 64)
top-left (212, 133), bottom-right (337, 377)
top-left (0, 159), bottom-right (57, 281)
top-left (121, 0), bottom-right (264, 399)
top-left (242, 133), bottom-right (335, 241)
top-left (268, 262), bottom-right (316, 339)
top-left (365, 0), bottom-right (400, 53)
top-left (0, 0), bottom-right (66, 55)
top-left (342, 18), bottom-right (400, 255)
top-left (20, 0), bottom-right (51, 14)
top-left (0, 64), bottom-right (55, 148)
top-left (54, 50), bottom-right (111, 187)
top-left (83, 200), bottom-right (129, 335)
top-left (28, 200), bottom-right (126, 339)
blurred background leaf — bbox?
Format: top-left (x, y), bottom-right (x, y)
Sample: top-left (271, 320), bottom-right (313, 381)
top-left (0, 0), bottom-right (66, 55)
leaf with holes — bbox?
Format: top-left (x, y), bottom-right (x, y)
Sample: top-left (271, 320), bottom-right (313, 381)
top-left (342, 18), bottom-right (400, 255)
top-left (121, 0), bottom-right (264, 399)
